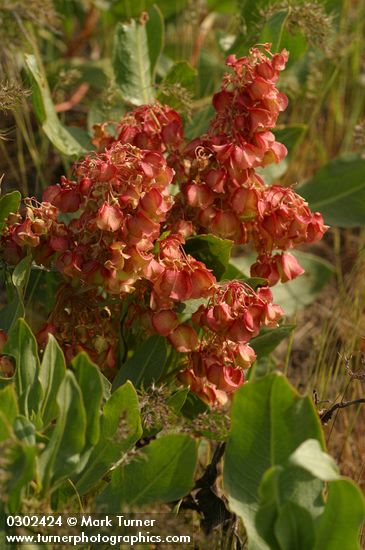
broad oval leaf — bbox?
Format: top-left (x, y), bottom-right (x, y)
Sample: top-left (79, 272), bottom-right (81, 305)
top-left (112, 335), bottom-right (167, 391)
top-left (275, 502), bottom-right (316, 550)
top-left (298, 154), bottom-right (365, 227)
top-left (224, 373), bottom-right (325, 549)
top-left (6, 443), bottom-right (37, 514)
top-left (112, 19), bottom-right (154, 105)
top-left (259, 9), bottom-right (290, 52)
top-left (25, 54), bottom-right (86, 157)
top-left (72, 352), bottom-right (104, 448)
top-left (39, 334), bottom-right (66, 426)
top-left (146, 4), bottom-right (164, 80)
top-left (0, 386), bottom-right (18, 441)
top-left (75, 381), bottom-right (142, 495)
top-left (157, 61), bottom-right (197, 111)
top-left (313, 479), bottom-right (365, 550)
top-left (184, 234), bottom-right (233, 280)
top-left (39, 371), bottom-right (86, 492)
top-left (96, 434), bottom-right (197, 511)
top-left (288, 439), bottom-right (339, 481)
top-left (12, 255), bottom-right (32, 296)
top-left (3, 319), bottom-right (42, 418)
top-left (250, 325), bottom-right (295, 358)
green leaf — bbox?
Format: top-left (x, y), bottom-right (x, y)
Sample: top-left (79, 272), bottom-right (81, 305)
top-left (298, 154), bottom-right (365, 227)
top-left (207, 0), bottom-right (238, 13)
top-left (3, 319), bottom-right (42, 418)
top-left (6, 443), bottom-right (37, 513)
top-left (112, 19), bottom-right (154, 105)
top-left (72, 352), bottom-right (103, 448)
top-left (256, 464), bottom-right (324, 548)
top-left (250, 325), bottom-right (295, 358)
top-left (66, 126), bottom-right (94, 150)
top-left (2, 254), bottom-right (32, 331)
top-left (0, 386), bottom-right (18, 440)
top-left (24, 54), bottom-right (86, 157)
top-left (184, 234), bottom-right (233, 280)
top-left (289, 439), bottom-right (339, 481)
top-left (106, 0), bottom-right (188, 20)
top-left (275, 502), bottom-right (316, 550)
top-left (146, 4), bottom-right (164, 80)
top-left (112, 335), bottom-right (167, 390)
top-left (259, 9), bottom-right (290, 52)
top-left (181, 391), bottom-right (209, 419)
top-left (96, 434), bottom-right (197, 510)
top-left (0, 386), bottom-right (18, 422)
top-left (157, 61), bottom-right (197, 111)
top-left (224, 373), bottom-right (325, 549)
top-left (39, 335), bottom-right (66, 426)
top-left (313, 479), bottom-right (365, 550)
top-left (0, 191), bottom-right (21, 233)
top-left (167, 387), bottom-right (189, 412)
top-left (158, 60), bottom-right (197, 91)
top-left (0, 299), bottom-right (24, 333)
top-left (75, 381), bottom-right (142, 495)
top-left (12, 255), bottom-right (31, 297)
top-left (39, 371), bottom-right (86, 491)
top-left (13, 416), bottom-right (36, 446)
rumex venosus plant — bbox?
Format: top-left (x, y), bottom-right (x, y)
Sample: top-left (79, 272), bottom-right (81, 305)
top-left (0, 44), bottom-right (327, 405)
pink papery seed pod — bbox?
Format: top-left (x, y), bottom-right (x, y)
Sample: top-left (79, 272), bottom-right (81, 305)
top-left (226, 318), bottom-right (257, 344)
top-left (234, 343), bottom-right (256, 368)
top-left (152, 310), bottom-right (179, 337)
top-left (139, 188), bottom-right (170, 220)
top-left (96, 203), bottom-right (124, 232)
top-left (126, 212), bottom-right (160, 240)
top-left (206, 303), bottom-right (234, 332)
top-left (276, 252), bottom-right (305, 283)
top-left (231, 187), bottom-right (261, 218)
top-left (206, 364), bottom-right (244, 393)
top-left (13, 219), bottom-right (40, 248)
top-left (250, 255), bottom-right (280, 287)
top-left (205, 168), bottom-right (227, 193)
top-left (168, 324), bottom-right (199, 352)
top-left (212, 210), bottom-right (240, 239)
top-left (155, 269), bottom-right (193, 302)
top-left (49, 235), bottom-right (69, 252)
top-left (185, 183), bottom-right (215, 208)
top-left (307, 212), bottom-right (328, 243)
top-left (190, 268), bottom-right (216, 299)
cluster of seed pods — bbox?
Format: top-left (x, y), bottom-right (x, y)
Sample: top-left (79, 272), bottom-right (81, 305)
top-left (0, 45), bottom-right (327, 404)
